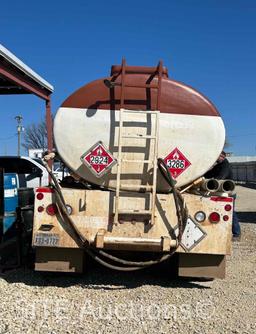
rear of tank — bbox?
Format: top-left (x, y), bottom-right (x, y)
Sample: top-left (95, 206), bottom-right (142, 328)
top-left (53, 65), bottom-right (225, 191)
top-left (32, 63), bottom-right (231, 278)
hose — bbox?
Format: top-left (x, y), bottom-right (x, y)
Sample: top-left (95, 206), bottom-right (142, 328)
top-left (97, 249), bottom-right (176, 267)
top-left (157, 158), bottom-right (188, 242)
top-left (86, 249), bottom-right (149, 271)
top-left (42, 154), bottom-right (188, 271)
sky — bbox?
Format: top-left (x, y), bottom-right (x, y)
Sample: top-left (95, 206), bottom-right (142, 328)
top-left (0, 0), bottom-right (256, 156)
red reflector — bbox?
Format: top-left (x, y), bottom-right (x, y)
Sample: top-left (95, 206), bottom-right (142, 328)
top-left (210, 196), bottom-right (233, 203)
top-left (36, 187), bottom-right (54, 193)
top-left (38, 206), bottom-right (44, 213)
top-left (209, 212), bottom-right (220, 223)
top-left (46, 204), bottom-right (58, 216)
top-left (224, 204), bottom-right (232, 211)
top-left (223, 215), bottom-right (229, 221)
top-left (36, 193), bottom-right (44, 200)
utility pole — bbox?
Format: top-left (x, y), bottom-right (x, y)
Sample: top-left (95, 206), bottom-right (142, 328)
top-left (15, 115), bottom-right (24, 156)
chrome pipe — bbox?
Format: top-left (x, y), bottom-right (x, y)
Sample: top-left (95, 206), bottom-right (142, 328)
top-left (218, 179), bottom-right (235, 193)
top-left (201, 179), bottom-right (220, 192)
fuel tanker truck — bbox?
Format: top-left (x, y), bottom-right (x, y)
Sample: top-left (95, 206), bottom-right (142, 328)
top-left (32, 60), bottom-right (234, 278)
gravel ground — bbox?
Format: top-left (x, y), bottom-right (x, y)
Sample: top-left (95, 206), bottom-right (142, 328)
top-left (0, 185), bottom-right (255, 334)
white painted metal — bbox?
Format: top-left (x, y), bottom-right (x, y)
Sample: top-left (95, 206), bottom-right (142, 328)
top-left (0, 44), bottom-right (54, 92)
top-left (179, 217), bottom-right (207, 251)
top-left (54, 107), bottom-right (225, 190)
top-left (228, 156), bottom-right (256, 163)
top-left (32, 188), bottom-right (232, 255)
top-left (117, 209), bottom-right (152, 214)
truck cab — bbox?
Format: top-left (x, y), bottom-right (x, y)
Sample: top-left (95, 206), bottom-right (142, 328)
top-left (0, 156), bottom-right (48, 188)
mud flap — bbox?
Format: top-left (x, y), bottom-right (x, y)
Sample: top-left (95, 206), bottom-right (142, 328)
top-left (35, 247), bottom-right (85, 273)
top-left (178, 253), bottom-right (226, 279)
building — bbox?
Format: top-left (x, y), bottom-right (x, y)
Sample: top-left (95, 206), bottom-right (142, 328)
top-left (28, 149), bottom-right (44, 159)
top-left (227, 156), bottom-right (256, 183)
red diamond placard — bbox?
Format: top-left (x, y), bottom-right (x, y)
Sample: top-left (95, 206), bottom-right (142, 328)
top-left (164, 147), bottom-right (191, 179)
top-left (81, 141), bottom-right (117, 178)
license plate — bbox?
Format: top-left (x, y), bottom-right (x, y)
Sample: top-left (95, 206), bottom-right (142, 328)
top-left (34, 233), bottom-right (60, 246)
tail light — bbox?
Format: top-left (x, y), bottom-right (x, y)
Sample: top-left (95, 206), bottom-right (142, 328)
top-left (224, 204), bottom-right (232, 211)
top-left (46, 204), bottom-right (58, 216)
top-left (36, 193), bottom-right (44, 200)
top-left (223, 215), bottom-right (229, 221)
top-left (37, 206), bottom-right (44, 213)
top-left (36, 187), bottom-right (54, 193)
top-left (209, 212), bottom-right (220, 223)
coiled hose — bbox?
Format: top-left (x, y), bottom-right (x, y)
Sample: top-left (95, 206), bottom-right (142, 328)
top-left (42, 155), bottom-right (188, 271)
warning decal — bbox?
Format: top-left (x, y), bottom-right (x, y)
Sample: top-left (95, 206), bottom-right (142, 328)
top-left (81, 141), bottom-right (117, 177)
top-left (164, 147), bottom-right (191, 179)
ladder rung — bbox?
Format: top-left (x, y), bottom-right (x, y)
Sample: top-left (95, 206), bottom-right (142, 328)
top-left (117, 209), bottom-right (152, 215)
top-left (121, 109), bottom-right (159, 115)
top-left (114, 98), bottom-right (160, 225)
top-left (120, 184), bottom-right (153, 189)
top-left (121, 159), bottom-right (153, 163)
top-left (121, 135), bottom-right (156, 139)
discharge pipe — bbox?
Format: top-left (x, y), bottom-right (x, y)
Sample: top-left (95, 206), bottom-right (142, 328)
top-left (218, 180), bottom-right (235, 193)
top-left (201, 179), bottom-right (220, 192)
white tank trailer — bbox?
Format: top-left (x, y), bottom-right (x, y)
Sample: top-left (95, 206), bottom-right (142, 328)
top-left (32, 60), bottom-right (233, 279)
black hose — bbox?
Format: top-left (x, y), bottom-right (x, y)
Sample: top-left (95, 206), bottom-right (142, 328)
top-left (54, 189), bottom-right (89, 247)
top-left (54, 185), bottom-right (175, 269)
top-left (43, 159), bottom-right (145, 269)
top-left (97, 249), bottom-right (175, 267)
top-left (86, 249), bottom-right (146, 271)
top-left (42, 156), bottom-right (187, 271)
top-left (157, 158), bottom-right (188, 242)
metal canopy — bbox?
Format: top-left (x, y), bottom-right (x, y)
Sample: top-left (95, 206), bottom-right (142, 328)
top-left (0, 44), bottom-right (53, 99)
top-left (0, 44), bottom-right (54, 154)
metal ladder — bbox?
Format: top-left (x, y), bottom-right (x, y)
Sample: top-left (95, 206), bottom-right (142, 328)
top-left (114, 59), bottom-right (163, 225)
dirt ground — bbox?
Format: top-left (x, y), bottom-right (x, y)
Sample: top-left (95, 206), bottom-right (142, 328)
top-left (0, 185), bottom-right (255, 334)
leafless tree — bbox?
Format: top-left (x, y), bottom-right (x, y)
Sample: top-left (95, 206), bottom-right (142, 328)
top-left (22, 120), bottom-right (48, 151)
